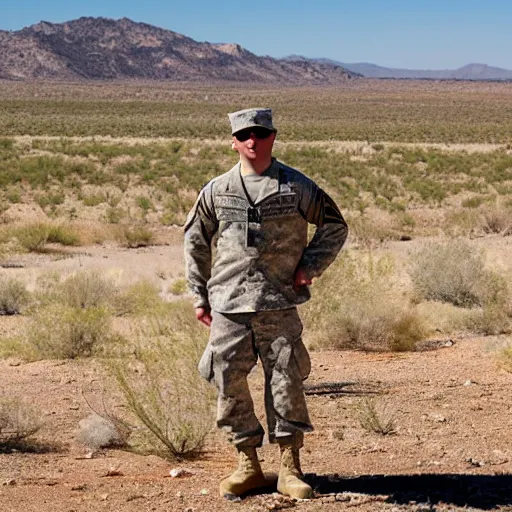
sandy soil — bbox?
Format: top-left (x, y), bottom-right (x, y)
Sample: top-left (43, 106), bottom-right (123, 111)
top-left (1, 239), bottom-right (512, 512)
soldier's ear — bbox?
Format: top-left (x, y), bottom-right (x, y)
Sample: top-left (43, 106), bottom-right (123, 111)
top-left (231, 138), bottom-right (237, 151)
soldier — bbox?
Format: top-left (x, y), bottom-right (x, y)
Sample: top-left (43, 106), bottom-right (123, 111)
top-left (184, 108), bottom-right (348, 500)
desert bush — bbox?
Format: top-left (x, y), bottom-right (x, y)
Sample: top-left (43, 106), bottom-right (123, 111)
top-left (36, 192), bottom-right (65, 208)
top-left (409, 239), bottom-right (487, 307)
top-left (58, 271), bottom-right (118, 310)
top-left (461, 195), bottom-right (493, 209)
top-left (26, 305), bottom-right (112, 359)
top-left (6, 188), bottom-right (22, 204)
top-left (465, 271), bottom-right (512, 335)
top-left (13, 223), bottom-right (50, 252)
top-left (8, 223), bottom-right (81, 252)
top-left (122, 226), bottom-right (154, 248)
top-left (480, 204), bottom-right (512, 234)
top-left (344, 212), bottom-right (400, 247)
top-left (498, 345), bottom-right (512, 373)
top-left (302, 252), bottom-right (428, 351)
top-left (82, 193), bottom-right (107, 207)
top-left (443, 209), bottom-right (482, 237)
top-left (136, 196), bottom-right (155, 213)
top-left (104, 206), bottom-right (125, 224)
top-left (112, 280), bottom-right (163, 316)
top-left (47, 224), bottom-right (81, 246)
top-left (108, 301), bottom-right (214, 459)
top-left (0, 396), bottom-right (42, 447)
top-left (467, 304), bottom-right (512, 335)
top-left (0, 276), bottom-right (29, 315)
top-left (169, 278), bottom-right (187, 296)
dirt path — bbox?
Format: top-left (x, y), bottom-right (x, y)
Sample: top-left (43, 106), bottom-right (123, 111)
top-left (1, 330), bottom-right (511, 511)
top-left (11, 135), bottom-right (509, 154)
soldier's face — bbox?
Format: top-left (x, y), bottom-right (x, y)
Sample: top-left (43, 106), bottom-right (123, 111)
top-left (232, 128), bottom-right (276, 162)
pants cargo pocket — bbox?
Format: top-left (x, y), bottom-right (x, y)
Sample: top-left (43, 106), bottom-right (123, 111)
top-left (198, 344), bottom-right (215, 382)
top-left (293, 337), bottom-right (311, 380)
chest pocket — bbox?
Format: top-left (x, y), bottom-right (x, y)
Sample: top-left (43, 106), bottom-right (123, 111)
top-left (259, 193), bottom-right (299, 219)
top-left (215, 194), bottom-right (248, 222)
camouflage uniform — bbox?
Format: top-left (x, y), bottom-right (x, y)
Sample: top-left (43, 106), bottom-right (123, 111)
top-left (185, 123), bottom-right (347, 448)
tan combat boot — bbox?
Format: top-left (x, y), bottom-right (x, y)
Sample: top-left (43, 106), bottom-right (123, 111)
top-left (219, 447), bottom-right (269, 499)
top-left (277, 441), bottom-right (313, 499)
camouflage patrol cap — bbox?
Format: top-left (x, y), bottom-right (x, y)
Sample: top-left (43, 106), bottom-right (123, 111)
top-left (228, 108), bottom-right (276, 135)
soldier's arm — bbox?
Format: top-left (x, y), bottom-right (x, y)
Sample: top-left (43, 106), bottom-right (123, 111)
top-left (184, 184), bottom-right (218, 309)
top-left (297, 180), bottom-right (348, 279)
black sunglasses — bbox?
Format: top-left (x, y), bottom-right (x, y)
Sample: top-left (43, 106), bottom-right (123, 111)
top-left (234, 127), bottom-right (274, 142)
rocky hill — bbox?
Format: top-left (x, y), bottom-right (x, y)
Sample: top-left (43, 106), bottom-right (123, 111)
top-left (0, 17), bottom-right (358, 83)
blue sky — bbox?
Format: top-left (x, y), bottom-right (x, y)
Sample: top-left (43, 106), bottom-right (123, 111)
top-left (3, 0), bottom-right (512, 69)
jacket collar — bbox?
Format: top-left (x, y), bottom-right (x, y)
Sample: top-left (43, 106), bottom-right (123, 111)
top-left (230, 158), bottom-right (281, 205)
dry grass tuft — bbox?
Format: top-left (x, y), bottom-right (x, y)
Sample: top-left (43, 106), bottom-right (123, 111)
top-left (358, 397), bottom-right (396, 435)
top-left (0, 396), bottom-right (43, 448)
top-left (0, 276), bottom-right (30, 315)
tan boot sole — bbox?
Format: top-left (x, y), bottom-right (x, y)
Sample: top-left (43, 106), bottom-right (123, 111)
top-left (277, 477), bottom-right (313, 499)
top-left (220, 472), bottom-right (277, 499)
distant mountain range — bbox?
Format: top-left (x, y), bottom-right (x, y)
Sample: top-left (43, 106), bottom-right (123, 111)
top-left (284, 55), bottom-right (512, 81)
top-left (1, 17), bottom-right (509, 83)
top-left (0, 17), bottom-right (358, 83)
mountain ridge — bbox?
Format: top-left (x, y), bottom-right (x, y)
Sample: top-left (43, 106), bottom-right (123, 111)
top-left (0, 17), bottom-right (358, 83)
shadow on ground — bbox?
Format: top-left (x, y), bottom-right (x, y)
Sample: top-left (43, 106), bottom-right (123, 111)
top-left (308, 473), bottom-right (512, 510)
top-left (0, 440), bottom-right (66, 454)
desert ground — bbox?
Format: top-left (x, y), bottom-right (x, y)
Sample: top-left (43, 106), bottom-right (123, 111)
top-left (1, 80), bottom-right (512, 512)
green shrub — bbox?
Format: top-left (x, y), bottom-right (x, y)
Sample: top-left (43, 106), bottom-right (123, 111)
top-left (47, 224), bottom-right (80, 246)
top-left (136, 196), bottom-right (155, 213)
top-left (6, 188), bottom-right (22, 204)
top-left (109, 301), bottom-right (214, 459)
top-left (83, 193), bottom-right (107, 207)
top-left (13, 224), bottom-right (49, 252)
top-left (27, 305), bottom-right (112, 359)
top-left (113, 280), bottom-right (163, 316)
top-left (461, 196), bottom-right (488, 209)
top-left (169, 278), bottom-right (187, 296)
top-left (36, 192), bottom-right (65, 208)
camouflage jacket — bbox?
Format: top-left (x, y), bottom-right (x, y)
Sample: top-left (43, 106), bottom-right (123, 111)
top-left (184, 158), bottom-right (348, 313)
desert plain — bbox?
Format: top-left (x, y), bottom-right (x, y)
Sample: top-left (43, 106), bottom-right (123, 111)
top-left (0, 79), bottom-right (512, 512)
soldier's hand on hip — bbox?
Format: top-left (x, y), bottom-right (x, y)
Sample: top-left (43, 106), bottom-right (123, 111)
top-left (294, 268), bottom-right (313, 292)
top-left (196, 307), bottom-right (212, 327)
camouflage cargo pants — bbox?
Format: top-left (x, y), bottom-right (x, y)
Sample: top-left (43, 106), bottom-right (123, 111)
top-left (198, 308), bottom-right (313, 448)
